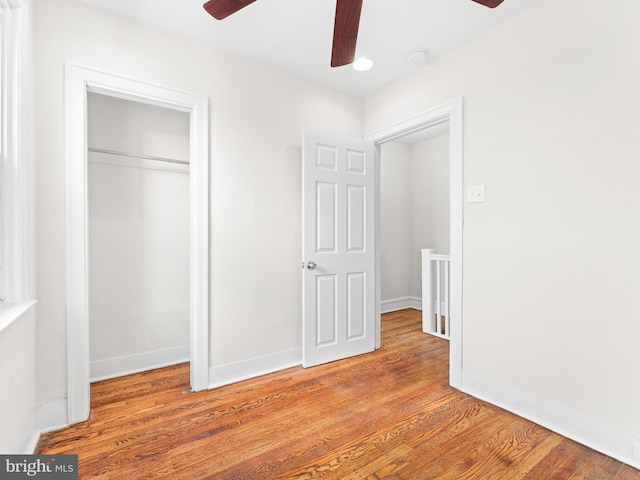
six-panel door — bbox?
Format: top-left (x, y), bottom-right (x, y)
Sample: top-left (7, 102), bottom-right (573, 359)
top-left (302, 132), bottom-right (375, 367)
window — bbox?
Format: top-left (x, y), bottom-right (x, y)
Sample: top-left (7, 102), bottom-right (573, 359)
top-left (0, 0), bottom-right (31, 307)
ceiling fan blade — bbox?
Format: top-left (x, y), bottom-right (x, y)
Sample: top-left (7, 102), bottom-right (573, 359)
top-left (470, 0), bottom-right (505, 7)
top-left (203, 0), bottom-right (258, 20)
top-left (331, 0), bottom-right (364, 67)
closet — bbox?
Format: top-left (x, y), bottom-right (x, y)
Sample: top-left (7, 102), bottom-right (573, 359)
top-left (87, 93), bottom-right (190, 381)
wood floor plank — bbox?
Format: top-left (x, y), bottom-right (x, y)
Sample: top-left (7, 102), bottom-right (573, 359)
top-left (37, 309), bottom-right (640, 479)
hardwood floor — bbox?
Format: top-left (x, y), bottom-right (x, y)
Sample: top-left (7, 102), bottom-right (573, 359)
top-left (38, 310), bottom-right (640, 479)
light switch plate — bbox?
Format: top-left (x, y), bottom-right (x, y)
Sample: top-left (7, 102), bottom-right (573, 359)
top-left (467, 184), bottom-right (486, 203)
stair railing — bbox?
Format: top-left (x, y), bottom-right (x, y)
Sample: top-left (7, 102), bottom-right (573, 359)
top-left (421, 248), bottom-right (450, 340)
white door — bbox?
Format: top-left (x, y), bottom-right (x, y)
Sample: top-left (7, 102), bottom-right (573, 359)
top-left (302, 132), bottom-right (376, 367)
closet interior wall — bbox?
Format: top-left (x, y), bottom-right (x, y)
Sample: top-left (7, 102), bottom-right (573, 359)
top-left (87, 93), bottom-right (191, 382)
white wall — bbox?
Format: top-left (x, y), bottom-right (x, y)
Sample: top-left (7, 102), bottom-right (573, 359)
top-left (88, 93), bottom-right (190, 161)
top-left (379, 142), bottom-right (411, 301)
top-left (380, 135), bottom-right (450, 302)
top-left (33, 0), bottom-right (362, 411)
top-left (365, 0), bottom-right (640, 466)
top-left (409, 134), bottom-right (449, 298)
top-left (0, 306), bottom-right (37, 453)
top-left (88, 94), bottom-right (190, 379)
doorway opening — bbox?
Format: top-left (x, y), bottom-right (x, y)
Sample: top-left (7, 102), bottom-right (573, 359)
top-left (367, 98), bottom-right (463, 388)
top-left (65, 64), bottom-right (210, 425)
top-left (87, 93), bottom-right (191, 384)
top-left (378, 125), bottom-right (450, 322)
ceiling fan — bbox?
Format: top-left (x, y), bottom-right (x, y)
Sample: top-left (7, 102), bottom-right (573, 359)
top-left (203, 0), bottom-right (505, 68)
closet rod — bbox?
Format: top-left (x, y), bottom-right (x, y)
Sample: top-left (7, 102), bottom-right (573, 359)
top-left (88, 147), bottom-right (189, 165)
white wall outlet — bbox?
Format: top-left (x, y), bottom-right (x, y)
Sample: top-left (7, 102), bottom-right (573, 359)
top-left (467, 184), bottom-right (486, 203)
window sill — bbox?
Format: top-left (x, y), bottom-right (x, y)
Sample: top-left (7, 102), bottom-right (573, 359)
top-left (0, 299), bottom-right (38, 335)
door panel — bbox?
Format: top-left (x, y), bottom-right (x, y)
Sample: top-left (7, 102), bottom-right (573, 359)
top-left (303, 132), bottom-right (375, 368)
top-left (316, 182), bottom-right (337, 253)
top-left (316, 274), bottom-right (338, 346)
top-left (347, 185), bottom-right (366, 252)
top-left (347, 272), bottom-right (366, 339)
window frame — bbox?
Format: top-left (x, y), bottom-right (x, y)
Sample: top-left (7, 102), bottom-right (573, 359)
top-left (0, 0), bottom-right (34, 330)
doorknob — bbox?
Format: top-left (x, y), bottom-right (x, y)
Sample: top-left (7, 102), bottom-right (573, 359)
top-left (306, 261), bottom-right (317, 270)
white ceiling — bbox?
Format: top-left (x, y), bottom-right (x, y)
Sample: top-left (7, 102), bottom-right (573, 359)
top-left (73, 0), bottom-right (538, 97)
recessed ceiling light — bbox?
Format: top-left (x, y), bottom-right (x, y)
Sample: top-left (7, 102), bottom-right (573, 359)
top-left (353, 57), bottom-right (374, 72)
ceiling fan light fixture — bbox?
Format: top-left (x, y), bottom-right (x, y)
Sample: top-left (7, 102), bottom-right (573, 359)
top-left (353, 57), bottom-right (373, 72)
top-left (204, 0), bottom-right (506, 68)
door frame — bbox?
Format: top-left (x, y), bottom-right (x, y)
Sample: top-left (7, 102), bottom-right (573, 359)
top-left (65, 63), bottom-right (210, 424)
top-left (366, 98), bottom-right (463, 388)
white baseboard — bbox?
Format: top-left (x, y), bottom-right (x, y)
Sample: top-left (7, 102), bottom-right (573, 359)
top-left (90, 345), bottom-right (190, 383)
top-left (461, 371), bottom-right (640, 470)
top-left (35, 398), bottom-right (69, 438)
top-left (380, 296), bottom-right (422, 314)
top-left (209, 348), bottom-right (302, 389)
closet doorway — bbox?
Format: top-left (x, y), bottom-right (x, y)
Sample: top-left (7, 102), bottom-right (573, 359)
top-left (87, 94), bottom-right (191, 383)
top-left (65, 64), bottom-right (209, 425)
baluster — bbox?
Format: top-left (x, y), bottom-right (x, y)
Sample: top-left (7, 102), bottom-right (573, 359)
top-left (436, 260), bottom-right (442, 335)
